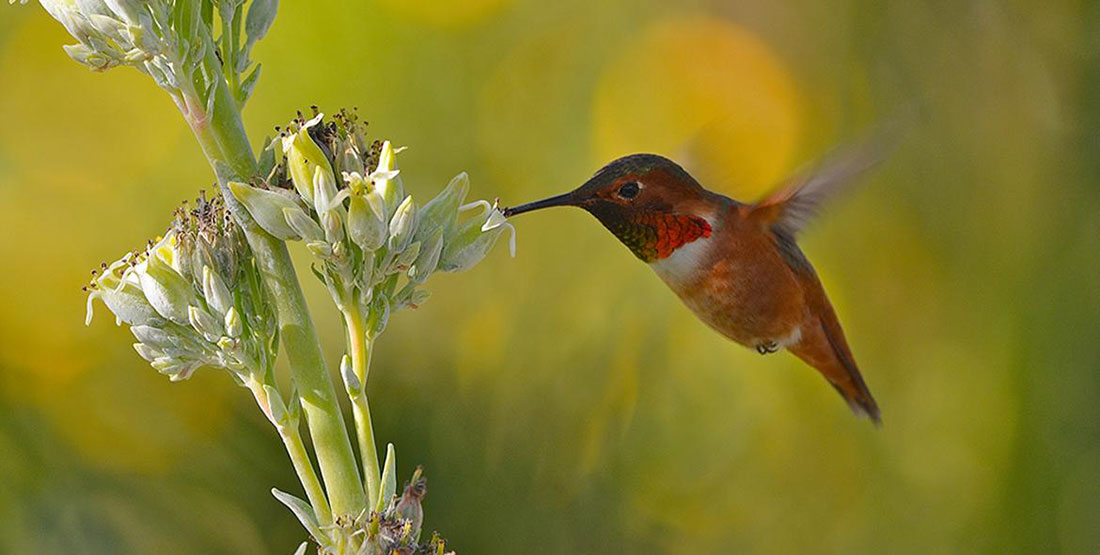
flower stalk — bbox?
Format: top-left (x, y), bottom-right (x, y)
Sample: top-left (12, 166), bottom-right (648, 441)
top-left (176, 20), bottom-right (367, 519)
top-left (35, 0), bottom-right (512, 551)
top-left (244, 377), bottom-right (333, 525)
top-left (342, 307), bottom-right (382, 508)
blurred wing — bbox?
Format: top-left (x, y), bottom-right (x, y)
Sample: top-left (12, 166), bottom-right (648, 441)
top-left (751, 122), bottom-right (903, 237)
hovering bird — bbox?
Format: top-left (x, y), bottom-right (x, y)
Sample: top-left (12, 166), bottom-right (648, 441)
top-left (504, 137), bottom-right (892, 423)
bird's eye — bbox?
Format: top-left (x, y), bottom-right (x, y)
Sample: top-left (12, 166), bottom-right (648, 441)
top-left (617, 182), bottom-right (641, 199)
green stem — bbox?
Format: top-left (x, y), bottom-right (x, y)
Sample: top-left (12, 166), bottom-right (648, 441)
top-left (180, 47), bottom-right (366, 516)
top-left (245, 380), bottom-right (332, 525)
top-left (344, 308), bottom-right (381, 508)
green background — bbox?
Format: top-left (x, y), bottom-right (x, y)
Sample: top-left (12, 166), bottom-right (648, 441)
top-left (2, 0), bottom-right (1098, 553)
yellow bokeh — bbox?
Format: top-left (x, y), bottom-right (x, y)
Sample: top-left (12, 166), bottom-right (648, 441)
top-left (3, 1), bottom-right (1098, 553)
top-left (377, 0), bottom-right (511, 27)
top-left (593, 17), bottom-right (802, 199)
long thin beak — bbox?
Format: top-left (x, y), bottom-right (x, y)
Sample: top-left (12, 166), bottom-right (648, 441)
top-left (502, 192), bottom-right (576, 217)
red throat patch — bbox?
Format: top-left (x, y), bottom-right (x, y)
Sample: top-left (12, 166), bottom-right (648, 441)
top-left (603, 212), bottom-right (713, 262)
top-left (652, 214), bottom-right (712, 259)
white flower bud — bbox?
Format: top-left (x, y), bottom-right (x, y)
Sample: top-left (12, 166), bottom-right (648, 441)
top-left (132, 343), bottom-right (162, 362)
top-left (244, 0), bottom-right (278, 47)
top-left (312, 165), bottom-right (343, 215)
top-left (408, 289), bottom-right (431, 308)
top-left (320, 210), bottom-right (344, 245)
top-left (393, 241), bottom-right (420, 270)
top-left (223, 307), bottom-right (243, 339)
top-left (369, 294), bottom-right (390, 337)
top-left (283, 207), bottom-right (324, 242)
top-left (340, 355), bottom-right (362, 398)
top-left (62, 43), bottom-right (116, 70)
top-left (416, 172), bottom-right (469, 240)
top-left (188, 305), bottom-right (222, 342)
top-left (305, 241), bottom-right (333, 258)
top-left (439, 212), bottom-right (509, 273)
top-left (229, 181), bottom-right (303, 241)
top-left (150, 357), bottom-right (201, 381)
top-left (201, 266), bottom-right (234, 317)
top-left (130, 325), bottom-right (178, 350)
top-left (388, 196), bottom-right (417, 254)
top-left (264, 384), bottom-right (289, 427)
top-left (139, 254), bottom-right (197, 326)
top-left (408, 228), bottom-right (443, 284)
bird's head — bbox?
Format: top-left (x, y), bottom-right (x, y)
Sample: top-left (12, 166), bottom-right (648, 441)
top-left (504, 154), bottom-right (716, 262)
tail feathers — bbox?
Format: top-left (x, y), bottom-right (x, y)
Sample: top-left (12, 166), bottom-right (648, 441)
top-left (790, 317), bottom-right (881, 426)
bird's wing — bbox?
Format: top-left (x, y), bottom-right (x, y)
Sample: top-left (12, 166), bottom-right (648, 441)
top-left (749, 123), bottom-right (902, 237)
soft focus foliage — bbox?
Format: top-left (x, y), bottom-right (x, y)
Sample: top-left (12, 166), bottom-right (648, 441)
top-left (2, 0), bottom-right (1099, 553)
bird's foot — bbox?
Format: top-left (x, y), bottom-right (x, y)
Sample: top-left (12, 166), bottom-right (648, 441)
top-left (756, 341), bottom-right (779, 355)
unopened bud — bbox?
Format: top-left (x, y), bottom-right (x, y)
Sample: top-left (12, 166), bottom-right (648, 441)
top-left (188, 305), bottom-right (223, 342)
top-left (264, 384), bottom-right (289, 427)
top-left (369, 294), bottom-right (390, 337)
top-left (244, 0), bottom-right (278, 47)
top-left (202, 266), bottom-right (234, 317)
top-left (408, 289), bottom-right (431, 308)
top-left (340, 355), bottom-right (362, 398)
top-left (133, 342), bottom-right (163, 362)
top-left (312, 166), bottom-right (344, 215)
top-left (139, 255), bottom-right (198, 326)
top-left (305, 241), bottom-right (333, 258)
top-left (224, 306), bottom-right (243, 338)
top-left (438, 205), bottom-right (513, 273)
top-left (63, 43), bottom-right (115, 70)
top-left (416, 172), bottom-right (469, 240)
top-left (409, 228), bottom-right (443, 284)
top-left (393, 241), bottom-right (420, 270)
top-left (319, 210), bottom-right (344, 245)
top-left (229, 181), bottom-right (303, 241)
top-left (388, 196), bottom-right (418, 254)
top-left (151, 356), bottom-right (201, 381)
top-left (130, 325), bottom-right (178, 351)
top-left (283, 207), bottom-right (324, 242)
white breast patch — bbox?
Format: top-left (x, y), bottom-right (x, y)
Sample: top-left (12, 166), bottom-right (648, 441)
top-left (650, 233), bottom-right (713, 285)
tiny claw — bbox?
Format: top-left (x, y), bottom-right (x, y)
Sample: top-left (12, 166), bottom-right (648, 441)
top-left (756, 341), bottom-right (779, 355)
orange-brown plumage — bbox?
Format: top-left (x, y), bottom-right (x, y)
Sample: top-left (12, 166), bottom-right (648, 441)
top-left (504, 138), bottom-right (889, 424)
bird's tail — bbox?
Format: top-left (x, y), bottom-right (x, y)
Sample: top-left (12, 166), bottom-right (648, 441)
top-left (789, 294), bottom-right (881, 425)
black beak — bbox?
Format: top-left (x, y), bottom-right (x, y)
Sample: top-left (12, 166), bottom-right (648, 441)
top-left (502, 192), bottom-right (577, 217)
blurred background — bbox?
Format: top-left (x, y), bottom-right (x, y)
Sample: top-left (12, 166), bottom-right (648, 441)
top-left (2, 0), bottom-right (1099, 553)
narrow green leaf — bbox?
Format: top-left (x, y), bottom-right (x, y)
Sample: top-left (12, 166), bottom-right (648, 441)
top-left (377, 443), bottom-right (396, 513)
top-left (271, 488), bottom-right (327, 546)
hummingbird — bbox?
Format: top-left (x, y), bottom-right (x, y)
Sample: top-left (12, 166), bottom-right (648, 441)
top-left (503, 139), bottom-right (890, 424)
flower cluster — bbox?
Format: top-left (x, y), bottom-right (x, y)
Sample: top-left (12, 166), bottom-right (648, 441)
top-left (85, 192), bottom-right (277, 384)
top-left (31, 0), bottom-right (274, 107)
top-left (230, 109), bottom-right (514, 334)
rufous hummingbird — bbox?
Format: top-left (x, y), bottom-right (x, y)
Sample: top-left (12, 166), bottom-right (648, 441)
top-left (503, 140), bottom-right (888, 424)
